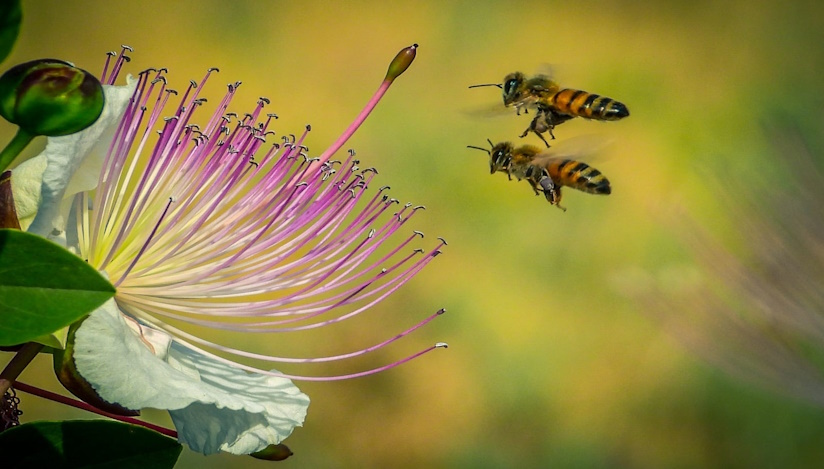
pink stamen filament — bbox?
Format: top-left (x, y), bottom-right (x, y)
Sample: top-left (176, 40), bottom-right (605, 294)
top-left (314, 79), bottom-right (392, 167)
top-left (118, 175), bottom-right (400, 295)
top-left (115, 237), bottom-right (445, 322)
top-left (114, 197), bottom-right (175, 287)
top-left (82, 45), bottom-right (444, 382)
top-left (140, 309), bottom-right (446, 364)
top-left (104, 45), bottom-right (133, 86)
top-left (100, 51), bottom-right (116, 85)
top-left (135, 188), bottom-right (390, 293)
top-left (140, 338), bottom-right (448, 382)
top-left (115, 243), bottom-right (436, 324)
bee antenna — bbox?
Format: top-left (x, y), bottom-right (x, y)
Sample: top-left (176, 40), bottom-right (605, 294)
top-left (486, 138), bottom-right (493, 148)
top-left (468, 83), bottom-right (503, 89)
top-left (466, 145), bottom-right (490, 155)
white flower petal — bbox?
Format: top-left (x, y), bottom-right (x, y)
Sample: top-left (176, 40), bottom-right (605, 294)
top-left (28, 79), bottom-right (137, 236)
top-left (9, 154), bottom-right (47, 230)
top-left (73, 300), bottom-right (310, 455)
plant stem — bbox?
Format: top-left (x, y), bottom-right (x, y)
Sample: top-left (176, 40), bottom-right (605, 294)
top-left (0, 342), bottom-right (44, 395)
top-left (13, 381), bottom-right (177, 438)
top-left (0, 128), bottom-right (35, 173)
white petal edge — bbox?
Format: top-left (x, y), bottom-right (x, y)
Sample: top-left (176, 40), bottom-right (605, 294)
top-left (72, 300), bottom-right (310, 455)
top-left (27, 78), bottom-right (138, 237)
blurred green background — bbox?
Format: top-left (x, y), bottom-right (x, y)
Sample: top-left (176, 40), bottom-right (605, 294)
top-left (2, 1), bottom-right (824, 468)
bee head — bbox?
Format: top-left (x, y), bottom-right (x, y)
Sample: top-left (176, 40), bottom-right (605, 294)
top-left (467, 139), bottom-right (511, 174)
top-left (489, 142), bottom-right (513, 174)
top-left (502, 72), bottom-right (525, 106)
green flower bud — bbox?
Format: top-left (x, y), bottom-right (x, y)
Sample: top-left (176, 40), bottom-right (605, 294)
top-left (0, 59), bottom-right (104, 136)
top-left (53, 320), bottom-right (140, 417)
top-left (251, 443), bottom-right (293, 461)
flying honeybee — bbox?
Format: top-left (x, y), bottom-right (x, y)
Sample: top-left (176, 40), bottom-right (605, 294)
top-left (469, 72), bottom-right (630, 146)
top-left (467, 139), bottom-right (611, 211)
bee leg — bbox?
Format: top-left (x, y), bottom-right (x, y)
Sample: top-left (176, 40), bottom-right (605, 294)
top-left (525, 178), bottom-right (539, 195)
top-left (537, 173), bottom-right (557, 199)
top-left (535, 130), bottom-right (551, 148)
top-left (540, 178), bottom-right (566, 211)
top-left (543, 109), bottom-right (570, 140)
top-left (551, 187), bottom-right (566, 212)
top-left (521, 112), bottom-right (543, 140)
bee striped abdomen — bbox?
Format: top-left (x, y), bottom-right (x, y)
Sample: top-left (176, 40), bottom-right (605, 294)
top-left (546, 159), bottom-right (611, 195)
top-left (550, 89), bottom-right (629, 121)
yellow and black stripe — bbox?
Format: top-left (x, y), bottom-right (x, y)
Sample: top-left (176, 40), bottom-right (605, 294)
top-left (548, 89), bottom-right (629, 121)
top-left (545, 159), bottom-right (611, 195)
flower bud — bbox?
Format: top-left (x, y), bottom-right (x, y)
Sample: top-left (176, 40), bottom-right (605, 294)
top-left (53, 320), bottom-right (140, 417)
top-left (0, 59), bottom-right (104, 136)
top-left (384, 44), bottom-right (417, 82)
top-left (251, 443), bottom-right (293, 461)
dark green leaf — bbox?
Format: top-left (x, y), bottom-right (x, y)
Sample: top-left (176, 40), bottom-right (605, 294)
top-left (0, 420), bottom-right (182, 468)
top-left (0, 229), bottom-right (115, 346)
top-left (0, 0), bottom-right (22, 65)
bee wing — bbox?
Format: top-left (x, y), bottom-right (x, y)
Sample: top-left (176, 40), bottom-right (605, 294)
top-left (530, 134), bottom-right (613, 166)
top-left (462, 103), bottom-right (521, 119)
top-left (462, 101), bottom-right (545, 119)
top-left (534, 63), bottom-right (558, 80)
top-left (529, 64), bottom-right (560, 93)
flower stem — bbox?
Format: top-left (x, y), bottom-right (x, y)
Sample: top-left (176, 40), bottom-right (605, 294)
top-left (0, 342), bottom-right (44, 395)
top-left (13, 381), bottom-right (178, 438)
top-left (0, 128), bottom-right (36, 173)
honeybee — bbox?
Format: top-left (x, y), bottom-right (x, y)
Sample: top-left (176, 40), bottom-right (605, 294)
top-left (469, 72), bottom-right (630, 146)
top-left (467, 139), bottom-right (611, 211)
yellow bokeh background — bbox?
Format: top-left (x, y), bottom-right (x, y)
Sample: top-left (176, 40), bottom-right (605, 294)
top-left (3, 1), bottom-right (824, 468)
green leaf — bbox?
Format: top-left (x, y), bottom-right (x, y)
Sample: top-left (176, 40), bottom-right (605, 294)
top-left (0, 0), bottom-right (22, 65)
top-left (0, 420), bottom-right (182, 468)
top-left (0, 229), bottom-right (115, 346)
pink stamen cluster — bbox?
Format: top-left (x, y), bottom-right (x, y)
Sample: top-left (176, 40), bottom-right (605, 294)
top-left (75, 45), bottom-right (446, 381)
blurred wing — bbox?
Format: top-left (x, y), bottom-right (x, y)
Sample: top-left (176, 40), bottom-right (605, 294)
top-left (462, 101), bottom-right (546, 119)
top-left (462, 102), bottom-right (521, 119)
top-left (531, 63), bottom-right (563, 92)
top-left (530, 134), bottom-right (613, 166)
top-left (535, 63), bottom-right (558, 81)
